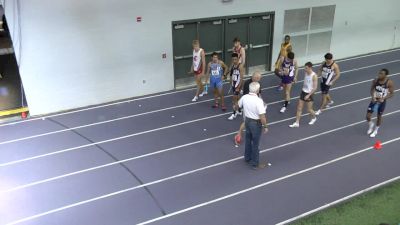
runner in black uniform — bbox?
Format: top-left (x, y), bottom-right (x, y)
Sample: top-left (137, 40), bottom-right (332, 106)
top-left (275, 52), bottom-right (298, 113)
top-left (315, 53), bottom-right (341, 115)
top-left (228, 53), bottom-right (244, 120)
top-left (366, 69), bottom-right (394, 138)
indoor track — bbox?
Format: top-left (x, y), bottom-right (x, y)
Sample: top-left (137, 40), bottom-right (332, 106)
top-left (0, 48), bottom-right (399, 225)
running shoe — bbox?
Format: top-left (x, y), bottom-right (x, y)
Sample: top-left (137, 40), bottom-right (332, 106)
top-left (308, 117), bottom-right (317, 125)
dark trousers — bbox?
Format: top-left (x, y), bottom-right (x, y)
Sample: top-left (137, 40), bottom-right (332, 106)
top-left (244, 118), bottom-right (262, 167)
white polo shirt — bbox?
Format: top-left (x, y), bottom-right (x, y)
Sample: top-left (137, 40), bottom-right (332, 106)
top-left (238, 93), bottom-right (265, 120)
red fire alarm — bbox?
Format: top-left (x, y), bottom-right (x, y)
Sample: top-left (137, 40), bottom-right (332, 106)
top-left (162, 53), bottom-right (167, 59)
top-left (137, 17), bottom-right (142, 22)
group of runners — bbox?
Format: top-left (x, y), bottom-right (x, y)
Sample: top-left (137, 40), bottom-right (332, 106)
top-left (190, 35), bottom-right (394, 141)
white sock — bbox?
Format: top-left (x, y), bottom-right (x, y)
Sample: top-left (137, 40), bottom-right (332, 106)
top-left (368, 121), bottom-right (374, 130)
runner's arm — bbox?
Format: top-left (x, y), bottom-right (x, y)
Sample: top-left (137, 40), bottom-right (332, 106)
top-left (294, 60), bottom-right (299, 82)
top-left (275, 56), bottom-right (283, 73)
top-left (221, 61), bottom-right (229, 79)
top-left (205, 62), bottom-right (211, 79)
top-left (237, 65), bottom-right (245, 90)
top-left (240, 47), bottom-right (246, 66)
top-left (384, 80), bottom-right (395, 101)
top-left (189, 62), bottom-right (194, 74)
top-left (330, 63), bottom-right (341, 85)
top-left (200, 50), bottom-right (206, 76)
top-left (310, 74), bottom-right (318, 95)
top-left (370, 79), bottom-right (377, 102)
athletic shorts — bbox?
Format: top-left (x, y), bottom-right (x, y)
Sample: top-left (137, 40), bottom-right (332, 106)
top-left (282, 75), bottom-right (294, 84)
top-left (320, 82), bottom-right (331, 95)
top-left (367, 101), bottom-right (386, 115)
top-left (232, 87), bottom-right (241, 96)
top-left (300, 91), bottom-right (314, 102)
top-left (194, 67), bottom-right (203, 76)
top-left (210, 76), bottom-right (223, 89)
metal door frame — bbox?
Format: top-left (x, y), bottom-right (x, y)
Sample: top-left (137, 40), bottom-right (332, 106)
top-left (172, 12), bottom-right (275, 88)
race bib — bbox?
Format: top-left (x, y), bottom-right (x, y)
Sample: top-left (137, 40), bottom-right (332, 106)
top-left (211, 69), bottom-right (219, 76)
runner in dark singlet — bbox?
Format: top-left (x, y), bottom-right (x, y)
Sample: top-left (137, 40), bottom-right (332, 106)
top-left (228, 53), bottom-right (244, 120)
top-left (315, 53), bottom-right (341, 115)
top-left (366, 69), bottom-right (394, 138)
top-left (275, 51), bottom-right (298, 113)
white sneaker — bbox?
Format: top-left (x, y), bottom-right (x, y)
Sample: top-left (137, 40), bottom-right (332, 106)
top-left (199, 92), bottom-right (204, 97)
top-left (309, 117), bottom-right (317, 125)
top-left (280, 106), bottom-right (286, 113)
top-left (326, 101), bottom-right (334, 108)
top-left (236, 111), bottom-right (242, 116)
top-left (289, 122), bottom-right (299, 128)
top-left (228, 114), bottom-right (236, 120)
top-left (202, 90), bottom-right (208, 95)
top-left (370, 130), bottom-right (378, 138)
top-left (192, 96), bottom-right (198, 102)
top-left (315, 110), bottom-right (321, 116)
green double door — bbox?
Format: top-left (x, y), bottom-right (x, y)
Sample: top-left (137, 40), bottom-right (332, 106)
top-left (173, 13), bottom-right (274, 88)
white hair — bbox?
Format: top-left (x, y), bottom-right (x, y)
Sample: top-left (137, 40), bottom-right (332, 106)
top-left (249, 82), bottom-right (260, 94)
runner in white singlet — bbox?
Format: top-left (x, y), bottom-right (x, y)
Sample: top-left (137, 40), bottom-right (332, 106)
top-left (289, 62), bottom-right (318, 128)
top-left (190, 40), bottom-right (206, 102)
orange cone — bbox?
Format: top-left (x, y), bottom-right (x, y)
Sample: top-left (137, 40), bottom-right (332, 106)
top-left (374, 140), bottom-right (382, 150)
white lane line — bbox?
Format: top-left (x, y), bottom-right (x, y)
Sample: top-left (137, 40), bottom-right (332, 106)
top-left (2, 80), bottom-right (397, 168)
top-left (135, 137), bottom-right (400, 225)
top-left (0, 48), bottom-right (398, 128)
top-left (5, 134), bottom-right (400, 225)
top-left (6, 96), bottom-right (399, 193)
top-left (1, 64), bottom-right (399, 147)
top-left (337, 47), bottom-right (400, 62)
top-left (275, 176), bottom-right (400, 225)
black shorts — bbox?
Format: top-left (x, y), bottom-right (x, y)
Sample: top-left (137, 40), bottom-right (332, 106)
top-left (320, 82), bottom-right (331, 95)
top-left (232, 87), bottom-right (241, 96)
top-left (367, 101), bottom-right (386, 115)
top-left (300, 91), bottom-right (313, 102)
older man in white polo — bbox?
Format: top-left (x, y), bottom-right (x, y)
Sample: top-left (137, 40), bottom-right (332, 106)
top-left (238, 82), bottom-right (269, 170)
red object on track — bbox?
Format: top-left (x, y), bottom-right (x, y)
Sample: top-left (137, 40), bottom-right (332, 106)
top-left (234, 134), bottom-right (242, 145)
top-left (374, 140), bottom-right (382, 150)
